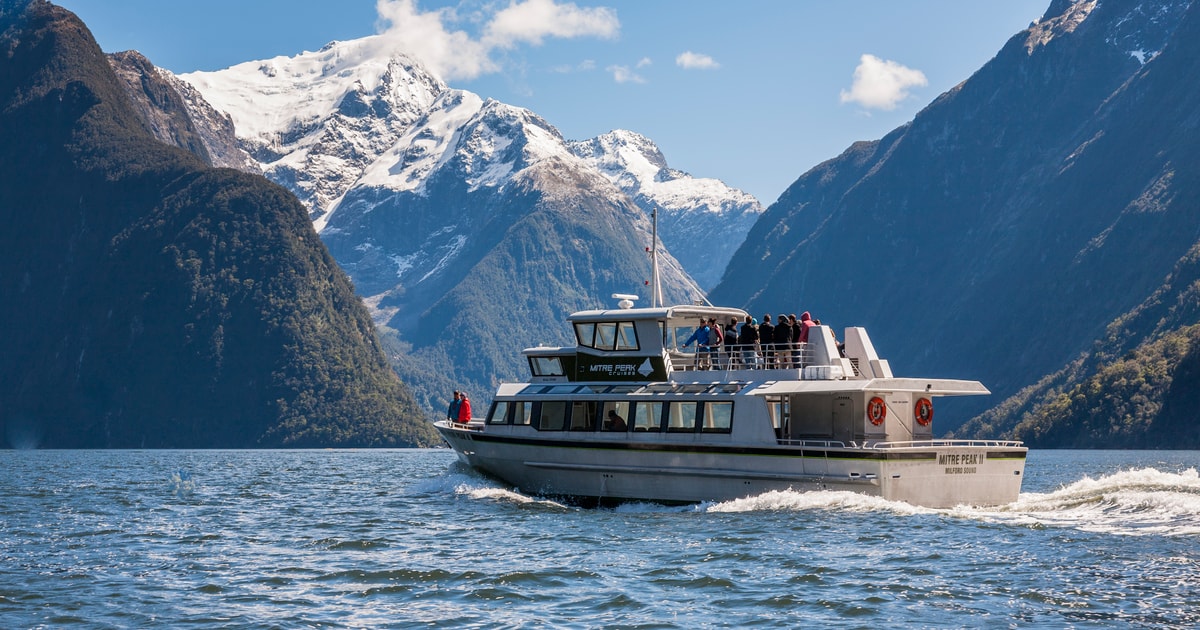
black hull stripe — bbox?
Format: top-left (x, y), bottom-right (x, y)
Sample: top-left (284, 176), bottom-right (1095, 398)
top-left (437, 428), bottom-right (1027, 462)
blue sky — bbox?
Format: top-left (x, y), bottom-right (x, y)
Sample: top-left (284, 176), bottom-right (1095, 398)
top-left (60, 0), bottom-right (1049, 204)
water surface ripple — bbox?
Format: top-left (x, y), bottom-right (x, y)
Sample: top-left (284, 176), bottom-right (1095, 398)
top-left (1, 449), bottom-right (1198, 628)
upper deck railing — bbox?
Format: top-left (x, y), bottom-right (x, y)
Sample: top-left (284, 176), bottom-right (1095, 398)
top-left (670, 342), bottom-right (847, 373)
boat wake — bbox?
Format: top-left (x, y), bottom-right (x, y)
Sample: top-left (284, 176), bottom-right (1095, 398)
top-left (955, 467), bottom-right (1200, 536)
top-left (416, 469), bottom-right (572, 510)
top-left (703, 489), bottom-right (930, 516)
top-left (700, 468), bottom-right (1200, 536)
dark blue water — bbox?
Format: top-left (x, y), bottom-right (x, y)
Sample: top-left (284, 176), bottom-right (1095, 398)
top-left (1, 449), bottom-right (1198, 628)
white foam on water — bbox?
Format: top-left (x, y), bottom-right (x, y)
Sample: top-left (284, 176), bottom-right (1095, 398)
top-left (414, 470), bottom-right (570, 509)
top-left (702, 489), bottom-right (932, 516)
top-left (167, 469), bottom-right (196, 499)
top-left (950, 467), bottom-right (1200, 536)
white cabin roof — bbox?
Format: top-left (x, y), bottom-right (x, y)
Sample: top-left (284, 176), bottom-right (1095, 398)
top-left (749, 378), bottom-right (990, 397)
top-left (568, 305), bottom-right (748, 323)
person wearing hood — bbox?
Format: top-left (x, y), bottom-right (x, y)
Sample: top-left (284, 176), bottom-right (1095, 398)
top-left (798, 311), bottom-right (818, 344)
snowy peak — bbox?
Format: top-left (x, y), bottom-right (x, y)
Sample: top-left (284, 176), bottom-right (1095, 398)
top-left (569, 129), bottom-right (670, 188)
top-left (567, 129), bottom-right (762, 289)
top-left (180, 36), bottom-right (444, 145)
top-left (569, 130), bottom-right (760, 215)
top-left (356, 92), bottom-right (571, 197)
top-left (179, 38), bottom-right (446, 218)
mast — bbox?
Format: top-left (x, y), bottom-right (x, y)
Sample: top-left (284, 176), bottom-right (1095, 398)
top-left (651, 205), bottom-right (663, 307)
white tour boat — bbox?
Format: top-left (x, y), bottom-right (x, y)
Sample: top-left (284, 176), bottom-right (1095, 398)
top-left (434, 296), bottom-right (1026, 508)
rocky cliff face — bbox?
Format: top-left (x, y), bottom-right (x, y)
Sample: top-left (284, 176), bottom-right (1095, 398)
top-left (711, 0), bottom-right (1199, 436)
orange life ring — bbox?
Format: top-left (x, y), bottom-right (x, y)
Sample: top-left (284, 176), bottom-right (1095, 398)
top-left (867, 396), bottom-right (887, 426)
top-left (914, 398), bottom-right (933, 426)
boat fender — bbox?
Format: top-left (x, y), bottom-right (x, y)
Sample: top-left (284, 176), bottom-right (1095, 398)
top-left (867, 396), bottom-right (887, 426)
top-left (914, 398), bottom-right (933, 427)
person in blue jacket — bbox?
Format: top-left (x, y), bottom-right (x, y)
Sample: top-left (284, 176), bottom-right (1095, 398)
top-left (681, 319), bottom-right (712, 369)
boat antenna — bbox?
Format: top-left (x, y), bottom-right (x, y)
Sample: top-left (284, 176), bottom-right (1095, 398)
top-left (650, 205), bottom-right (663, 308)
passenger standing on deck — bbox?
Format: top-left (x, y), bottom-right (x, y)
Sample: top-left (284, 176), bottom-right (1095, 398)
top-left (739, 315), bottom-right (759, 368)
top-left (798, 312), bottom-right (817, 367)
top-left (759, 314), bottom-right (775, 368)
top-left (775, 313), bottom-right (794, 369)
top-left (681, 319), bottom-right (711, 370)
top-left (726, 317), bottom-right (741, 368)
top-left (457, 392), bottom-right (472, 423)
top-left (447, 390), bottom-right (461, 422)
top-left (786, 314), bottom-right (800, 368)
top-left (707, 318), bottom-right (723, 369)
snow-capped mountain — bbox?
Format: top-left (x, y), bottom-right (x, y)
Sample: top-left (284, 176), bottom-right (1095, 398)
top-left (181, 36), bottom-right (446, 223)
top-left (165, 37), bottom-right (743, 409)
top-left (569, 130), bottom-right (763, 289)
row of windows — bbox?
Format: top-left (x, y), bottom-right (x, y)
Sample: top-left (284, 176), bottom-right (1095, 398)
top-left (488, 399), bottom-right (734, 434)
top-left (574, 321), bottom-right (640, 351)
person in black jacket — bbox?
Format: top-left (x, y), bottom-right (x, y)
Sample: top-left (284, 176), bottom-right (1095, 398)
top-left (775, 314), bottom-right (794, 368)
top-left (447, 390), bottom-right (461, 421)
top-left (738, 315), bottom-right (759, 368)
top-left (759, 314), bottom-right (775, 368)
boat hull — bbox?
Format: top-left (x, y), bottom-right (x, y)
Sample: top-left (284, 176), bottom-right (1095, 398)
top-left (436, 424), bottom-right (1025, 508)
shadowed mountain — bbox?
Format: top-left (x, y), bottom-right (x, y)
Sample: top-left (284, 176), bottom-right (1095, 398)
top-left (711, 0), bottom-right (1200, 443)
top-left (0, 1), bottom-right (436, 448)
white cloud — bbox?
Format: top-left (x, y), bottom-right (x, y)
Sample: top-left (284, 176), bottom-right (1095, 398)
top-left (608, 64), bottom-right (646, 84)
top-left (839, 54), bottom-right (928, 111)
top-left (484, 0), bottom-right (619, 48)
top-left (675, 51), bottom-right (719, 70)
top-left (636, 57), bottom-right (652, 68)
top-left (374, 0), bottom-right (619, 81)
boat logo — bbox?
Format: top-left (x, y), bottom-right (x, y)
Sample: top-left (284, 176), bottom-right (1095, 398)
top-left (638, 358), bottom-right (654, 377)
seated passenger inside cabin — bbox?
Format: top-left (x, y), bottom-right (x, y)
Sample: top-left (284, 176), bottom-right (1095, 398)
top-left (605, 409), bottom-right (627, 431)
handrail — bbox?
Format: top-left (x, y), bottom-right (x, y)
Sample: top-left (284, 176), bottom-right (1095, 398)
top-left (671, 342), bottom-right (815, 371)
top-left (775, 439), bottom-right (851, 448)
top-left (868, 439), bottom-right (1025, 449)
top-left (773, 438), bottom-right (1024, 449)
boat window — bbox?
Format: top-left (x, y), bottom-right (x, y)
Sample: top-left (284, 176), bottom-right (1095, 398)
top-left (570, 401), bottom-right (598, 431)
top-left (536, 401), bottom-right (567, 431)
top-left (667, 401), bottom-right (699, 432)
top-left (574, 322), bottom-right (596, 347)
top-left (546, 385), bottom-right (581, 394)
top-left (520, 385), bottom-right (551, 395)
top-left (601, 401), bottom-right (631, 432)
top-left (679, 384), bottom-right (709, 394)
top-left (488, 401), bottom-right (510, 425)
top-left (616, 322), bottom-right (639, 350)
top-left (708, 383), bottom-right (744, 394)
top-left (670, 324), bottom-right (698, 350)
top-left (607, 385), bottom-right (640, 394)
top-left (578, 385), bottom-right (608, 394)
top-left (642, 384), bottom-right (675, 394)
top-left (703, 402), bottom-right (733, 433)
top-left (633, 401), bottom-right (663, 432)
top-left (765, 396), bottom-right (788, 432)
top-left (506, 400), bottom-right (530, 424)
top-left (595, 322), bottom-right (617, 350)
top-left (531, 356), bottom-right (565, 377)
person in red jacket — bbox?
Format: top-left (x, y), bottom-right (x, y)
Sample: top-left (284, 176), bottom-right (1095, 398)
top-left (457, 392), bottom-right (473, 423)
